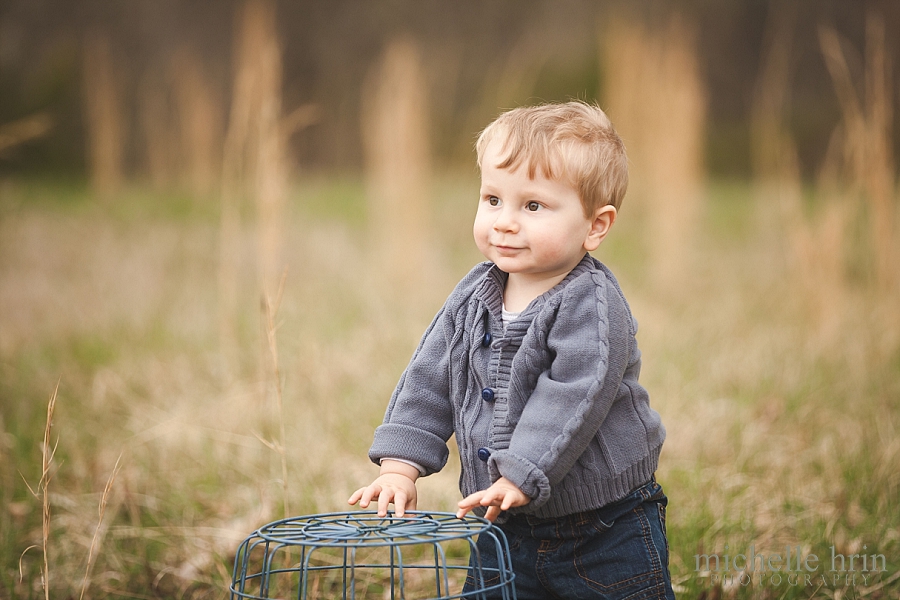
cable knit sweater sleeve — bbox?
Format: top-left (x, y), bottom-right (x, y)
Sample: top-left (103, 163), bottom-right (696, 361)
top-left (368, 263), bottom-right (492, 476)
top-left (368, 307), bottom-right (455, 476)
top-left (487, 269), bottom-right (631, 507)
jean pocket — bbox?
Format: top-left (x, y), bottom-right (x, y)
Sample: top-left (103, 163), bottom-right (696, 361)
top-left (573, 503), bottom-right (668, 598)
top-left (464, 571), bottom-right (501, 592)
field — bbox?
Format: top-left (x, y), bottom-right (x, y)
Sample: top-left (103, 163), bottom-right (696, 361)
top-left (1, 175), bottom-right (898, 599)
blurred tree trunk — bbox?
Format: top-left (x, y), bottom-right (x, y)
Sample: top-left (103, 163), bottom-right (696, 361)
top-left (750, 1), bottom-right (848, 328)
top-left (361, 36), bottom-right (433, 293)
top-left (82, 32), bottom-right (126, 199)
top-left (138, 64), bottom-right (177, 190)
top-left (820, 13), bottom-right (897, 292)
top-left (172, 46), bottom-right (224, 200)
top-left (602, 10), bottom-right (707, 291)
top-left (219, 0), bottom-right (286, 379)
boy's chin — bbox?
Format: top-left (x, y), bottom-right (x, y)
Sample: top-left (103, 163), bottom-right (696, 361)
top-left (488, 258), bottom-right (522, 273)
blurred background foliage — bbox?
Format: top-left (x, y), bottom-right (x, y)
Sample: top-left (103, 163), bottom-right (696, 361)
top-left (2, 0), bottom-right (898, 181)
top-left (1, 1), bottom-right (900, 598)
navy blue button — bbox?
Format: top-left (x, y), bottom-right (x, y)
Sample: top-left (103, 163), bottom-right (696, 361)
top-left (477, 447), bottom-right (491, 462)
top-left (482, 332), bottom-right (492, 347)
top-left (481, 387), bottom-right (495, 402)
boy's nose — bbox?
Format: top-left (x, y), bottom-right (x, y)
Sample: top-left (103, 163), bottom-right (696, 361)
top-left (492, 207), bottom-right (519, 233)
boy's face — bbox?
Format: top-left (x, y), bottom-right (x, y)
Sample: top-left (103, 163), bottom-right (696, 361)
top-left (474, 138), bottom-right (615, 284)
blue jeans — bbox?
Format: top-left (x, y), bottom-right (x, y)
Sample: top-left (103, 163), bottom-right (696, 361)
top-left (463, 479), bottom-right (675, 599)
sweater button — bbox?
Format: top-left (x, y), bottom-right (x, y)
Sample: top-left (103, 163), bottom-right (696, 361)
top-left (477, 447), bottom-right (491, 462)
top-left (481, 332), bottom-right (492, 347)
top-left (481, 387), bottom-right (495, 402)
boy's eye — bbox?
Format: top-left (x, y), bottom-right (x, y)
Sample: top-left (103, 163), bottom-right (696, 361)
top-left (525, 201), bottom-right (541, 212)
top-left (488, 196), bottom-right (500, 206)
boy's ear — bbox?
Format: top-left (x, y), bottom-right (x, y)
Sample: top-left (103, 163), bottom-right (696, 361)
top-left (584, 205), bottom-right (617, 252)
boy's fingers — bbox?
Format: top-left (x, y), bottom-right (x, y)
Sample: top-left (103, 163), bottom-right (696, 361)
top-left (480, 489), bottom-right (504, 506)
top-left (459, 491), bottom-right (483, 508)
top-left (348, 487), bottom-right (367, 505)
top-left (484, 505), bottom-right (502, 522)
top-left (500, 492), bottom-right (520, 510)
top-left (456, 494), bottom-right (479, 519)
top-left (359, 484), bottom-right (381, 508)
top-left (393, 490), bottom-right (409, 517)
top-left (377, 488), bottom-right (396, 517)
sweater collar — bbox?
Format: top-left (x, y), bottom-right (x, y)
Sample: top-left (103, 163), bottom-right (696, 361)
top-left (477, 253), bottom-right (597, 318)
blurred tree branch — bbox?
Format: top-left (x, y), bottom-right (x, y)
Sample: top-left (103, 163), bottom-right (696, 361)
top-left (0, 113), bottom-right (54, 157)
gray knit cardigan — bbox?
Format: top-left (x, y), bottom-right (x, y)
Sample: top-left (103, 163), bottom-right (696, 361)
top-left (369, 254), bottom-right (665, 518)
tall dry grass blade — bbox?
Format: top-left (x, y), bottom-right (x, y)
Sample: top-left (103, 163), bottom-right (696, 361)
top-left (601, 11), bottom-right (706, 290)
top-left (18, 545), bottom-right (40, 585)
top-left (40, 381), bottom-right (59, 600)
top-left (263, 269), bottom-right (290, 518)
top-left (82, 32), bottom-right (125, 199)
top-left (78, 453), bottom-right (123, 600)
top-left (361, 35), bottom-right (433, 293)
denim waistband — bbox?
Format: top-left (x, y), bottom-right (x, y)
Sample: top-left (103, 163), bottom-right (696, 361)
top-left (505, 476), bottom-right (664, 528)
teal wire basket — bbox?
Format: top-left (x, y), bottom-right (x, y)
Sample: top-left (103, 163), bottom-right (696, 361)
top-left (230, 510), bottom-right (516, 599)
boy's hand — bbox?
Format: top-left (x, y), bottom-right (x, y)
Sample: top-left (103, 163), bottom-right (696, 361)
top-left (456, 477), bottom-right (530, 521)
top-left (348, 460), bottom-right (419, 517)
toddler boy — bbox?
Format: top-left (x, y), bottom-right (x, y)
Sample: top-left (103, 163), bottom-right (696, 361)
top-left (349, 101), bottom-right (673, 599)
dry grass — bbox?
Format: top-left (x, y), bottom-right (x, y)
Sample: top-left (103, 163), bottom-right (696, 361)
top-left (1, 9), bottom-right (898, 598)
top-left (1, 168), bottom-right (897, 597)
top-left (0, 171), bottom-right (468, 597)
top-left (260, 270), bottom-right (290, 519)
top-left (78, 453), bottom-right (122, 600)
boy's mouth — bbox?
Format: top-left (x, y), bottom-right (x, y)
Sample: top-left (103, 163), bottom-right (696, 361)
top-left (493, 245), bottom-right (524, 256)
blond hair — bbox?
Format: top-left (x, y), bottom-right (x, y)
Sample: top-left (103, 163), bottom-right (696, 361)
top-left (475, 101), bottom-right (628, 214)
